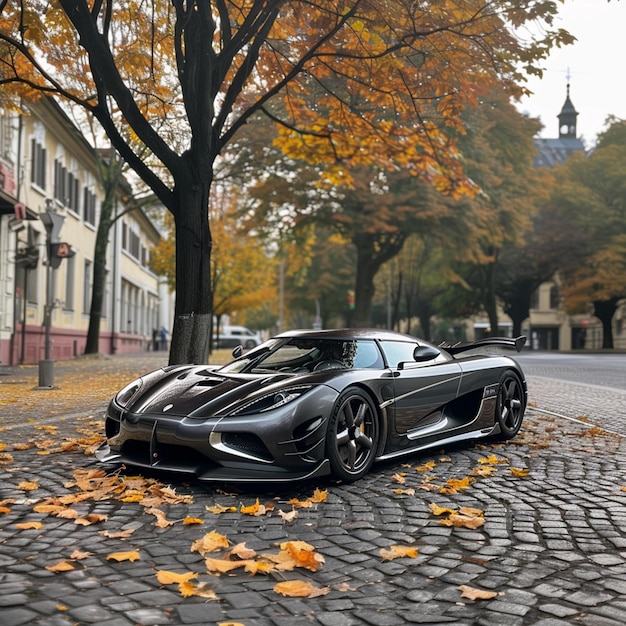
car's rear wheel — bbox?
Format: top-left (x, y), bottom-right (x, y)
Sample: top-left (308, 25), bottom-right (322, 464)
top-left (495, 370), bottom-right (525, 439)
top-left (326, 388), bottom-right (379, 482)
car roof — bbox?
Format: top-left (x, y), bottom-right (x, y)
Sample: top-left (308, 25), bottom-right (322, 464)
top-left (274, 328), bottom-right (423, 343)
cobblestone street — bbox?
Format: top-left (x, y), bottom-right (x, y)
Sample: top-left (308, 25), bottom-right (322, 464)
top-left (1, 354), bottom-right (626, 626)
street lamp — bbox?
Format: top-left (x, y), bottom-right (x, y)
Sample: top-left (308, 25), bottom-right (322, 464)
top-left (37, 199), bottom-right (65, 389)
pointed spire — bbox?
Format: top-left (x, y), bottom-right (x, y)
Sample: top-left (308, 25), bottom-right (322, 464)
top-left (558, 72), bottom-right (578, 139)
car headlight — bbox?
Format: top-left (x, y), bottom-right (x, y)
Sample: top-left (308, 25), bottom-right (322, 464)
top-left (230, 386), bottom-right (313, 416)
top-left (115, 378), bottom-right (143, 408)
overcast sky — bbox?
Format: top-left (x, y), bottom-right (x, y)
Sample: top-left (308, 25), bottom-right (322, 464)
top-left (516, 0), bottom-right (625, 148)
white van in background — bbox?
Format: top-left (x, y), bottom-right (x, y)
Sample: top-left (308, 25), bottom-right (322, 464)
top-left (214, 325), bottom-right (262, 349)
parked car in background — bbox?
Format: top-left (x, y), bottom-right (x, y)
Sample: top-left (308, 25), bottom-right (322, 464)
top-left (214, 325), bottom-right (262, 349)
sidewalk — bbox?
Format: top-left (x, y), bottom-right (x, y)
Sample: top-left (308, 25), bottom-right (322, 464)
top-left (1, 354), bottom-right (626, 626)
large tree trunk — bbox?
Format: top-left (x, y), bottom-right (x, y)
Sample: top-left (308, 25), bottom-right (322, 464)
top-left (168, 176), bottom-right (213, 365)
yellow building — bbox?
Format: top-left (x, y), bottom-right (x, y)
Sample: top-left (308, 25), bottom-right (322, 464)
top-left (0, 98), bottom-right (164, 365)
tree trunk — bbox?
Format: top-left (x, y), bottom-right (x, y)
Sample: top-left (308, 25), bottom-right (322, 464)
top-left (84, 201), bottom-right (113, 354)
top-left (593, 298), bottom-right (619, 349)
top-left (168, 175), bottom-right (213, 365)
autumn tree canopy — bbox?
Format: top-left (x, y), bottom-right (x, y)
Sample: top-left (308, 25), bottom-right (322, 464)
top-left (0, 0), bottom-right (571, 363)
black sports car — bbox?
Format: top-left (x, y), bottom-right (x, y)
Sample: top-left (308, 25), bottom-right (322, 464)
top-left (96, 329), bottom-right (527, 484)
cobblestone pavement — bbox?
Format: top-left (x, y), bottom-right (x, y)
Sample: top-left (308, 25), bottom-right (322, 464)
top-left (1, 354), bottom-right (626, 626)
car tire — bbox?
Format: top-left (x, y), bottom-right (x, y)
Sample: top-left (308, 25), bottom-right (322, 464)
top-left (245, 340), bottom-right (257, 349)
top-left (494, 369), bottom-right (525, 439)
top-left (325, 388), bottom-right (379, 482)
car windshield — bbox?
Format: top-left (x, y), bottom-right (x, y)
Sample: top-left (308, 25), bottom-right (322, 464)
top-left (217, 337), bottom-right (384, 374)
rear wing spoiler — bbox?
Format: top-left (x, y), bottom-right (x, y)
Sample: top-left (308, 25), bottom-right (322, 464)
top-left (438, 335), bottom-right (526, 355)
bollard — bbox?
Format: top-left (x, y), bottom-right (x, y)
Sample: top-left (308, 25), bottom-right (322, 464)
top-left (37, 359), bottom-right (55, 389)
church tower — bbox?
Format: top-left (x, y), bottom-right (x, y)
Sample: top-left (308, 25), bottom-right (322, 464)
top-left (557, 82), bottom-right (578, 139)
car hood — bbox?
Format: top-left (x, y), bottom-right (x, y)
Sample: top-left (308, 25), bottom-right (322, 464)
top-left (123, 365), bottom-right (319, 418)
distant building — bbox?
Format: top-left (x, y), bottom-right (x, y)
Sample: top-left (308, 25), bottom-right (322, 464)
top-left (525, 84), bottom-right (624, 350)
top-left (0, 97), bottom-right (166, 365)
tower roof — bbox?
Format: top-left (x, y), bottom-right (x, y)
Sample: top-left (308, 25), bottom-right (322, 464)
top-left (557, 82), bottom-right (578, 139)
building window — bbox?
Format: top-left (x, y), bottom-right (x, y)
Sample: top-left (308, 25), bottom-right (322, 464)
top-left (31, 137), bottom-right (47, 189)
top-left (83, 259), bottom-right (92, 314)
top-left (54, 158), bottom-right (67, 204)
top-left (0, 108), bottom-right (14, 161)
top-left (67, 170), bottom-right (80, 212)
top-left (530, 289), bottom-right (539, 310)
top-left (83, 186), bottom-right (97, 226)
top-left (549, 285), bottom-right (560, 310)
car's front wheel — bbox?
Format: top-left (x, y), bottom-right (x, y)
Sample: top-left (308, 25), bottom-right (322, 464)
top-left (326, 388), bottom-right (379, 482)
top-left (495, 370), bottom-right (525, 439)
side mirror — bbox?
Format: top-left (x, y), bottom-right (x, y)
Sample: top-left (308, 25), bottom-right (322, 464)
top-left (413, 345), bottom-right (441, 362)
top-left (398, 345), bottom-right (441, 369)
top-left (232, 345), bottom-right (243, 358)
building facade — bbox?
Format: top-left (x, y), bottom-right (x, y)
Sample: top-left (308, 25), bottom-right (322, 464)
top-left (0, 97), bottom-right (165, 365)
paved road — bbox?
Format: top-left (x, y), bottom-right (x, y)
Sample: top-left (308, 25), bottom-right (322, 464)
top-left (1, 352), bottom-right (626, 626)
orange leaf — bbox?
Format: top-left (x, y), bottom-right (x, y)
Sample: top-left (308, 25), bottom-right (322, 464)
top-left (75, 513), bottom-right (107, 526)
top-left (191, 530), bottom-right (230, 555)
top-left (183, 516), bottom-right (204, 525)
top-left (46, 561), bottom-right (75, 572)
top-left (510, 467), bottom-right (529, 477)
top-left (380, 545), bottom-right (419, 561)
top-left (70, 549), bottom-right (92, 559)
top-left (206, 503), bottom-right (237, 514)
top-left (273, 580), bottom-right (330, 598)
top-left (106, 550), bottom-right (140, 562)
top-left (179, 581), bottom-right (218, 599)
top-left (459, 585), bottom-right (498, 600)
top-left (18, 481), bottom-right (39, 491)
top-left (16, 521), bottom-right (43, 530)
top-left (156, 570), bottom-right (198, 585)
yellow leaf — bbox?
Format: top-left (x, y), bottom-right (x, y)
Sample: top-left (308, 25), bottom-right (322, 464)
top-left (69, 549), bottom-right (92, 559)
top-left (415, 461), bottom-right (436, 472)
top-left (204, 557), bottom-right (247, 573)
top-left (106, 550), bottom-right (140, 562)
top-left (75, 513), bottom-right (107, 526)
top-left (393, 488), bottom-right (415, 496)
top-left (18, 481), bottom-right (39, 491)
top-left (46, 561), bottom-right (75, 572)
top-left (179, 581), bottom-right (218, 599)
top-left (273, 580), bottom-right (330, 598)
top-left (471, 465), bottom-right (498, 477)
top-left (478, 454), bottom-right (508, 465)
top-left (380, 545), bottom-right (419, 561)
top-left (310, 488), bottom-right (328, 503)
top-left (156, 570), bottom-right (198, 585)
top-left (206, 503), bottom-right (237, 514)
top-left (0, 505), bottom-right (11, 514)
top-left (510, 467), bottom-right (529, 477)
top-left (16, 521), bottom-right (43, 530)
top-left (230, 542), bottom-right (257, 560)
top-left (278, 509), bottom-right (298, 522)
top-left (429, 503), bottom-right (455, 516)
top-left (439, 513), bottom-right (485, 529)
top-left (191, 530), bottom-right (230, 555)
top-left (244, 560), bottom-right (275, 575)
top-left (459, 585), bottom-right (499, 600)
top-left (100, 528), bottom-right (135, 539)
top-left (183, 516), bottom-right (204, 525)
top-left (392, 473), bottom-right (406, 484)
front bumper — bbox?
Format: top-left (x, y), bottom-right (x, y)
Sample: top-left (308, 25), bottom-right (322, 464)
top-left (96, 385), bottom-right (338, 483)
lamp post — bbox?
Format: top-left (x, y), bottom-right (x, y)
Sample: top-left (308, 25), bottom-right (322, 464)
top-left (38, 199), bottom-right (65, 389)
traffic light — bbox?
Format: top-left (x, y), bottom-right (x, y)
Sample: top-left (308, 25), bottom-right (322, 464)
top-left (49, 242), bottom-right (76, 269)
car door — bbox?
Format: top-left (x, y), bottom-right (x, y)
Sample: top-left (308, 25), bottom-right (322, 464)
top-left (380, 340), bottom-right (462, 435)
